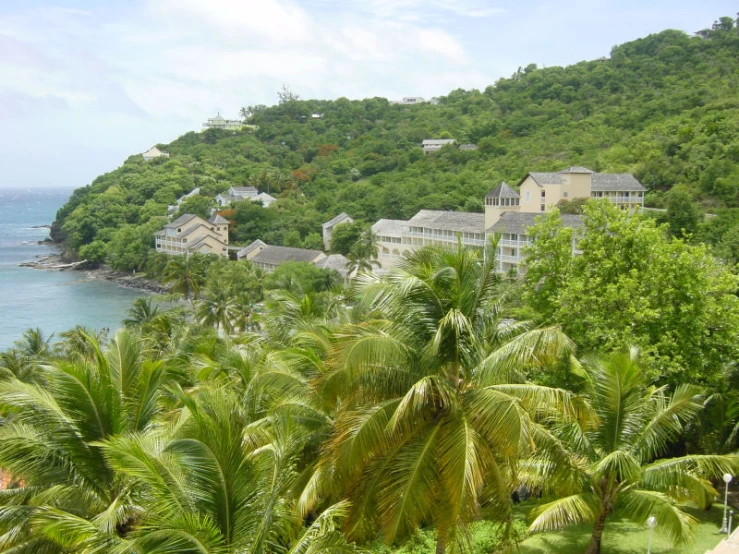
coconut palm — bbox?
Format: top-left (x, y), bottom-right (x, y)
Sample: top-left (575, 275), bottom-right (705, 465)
top-left (0, 330), bottom-right (170, 552)
top-left (302, 241), bottom-right (577, 554)
top-left (123, 296), bottom-right (160, 328)
top-left (100, 385), bottom-right (356, 554)
top-left (345, 230), bottom-right (381, 276)
top-left (525, 350), bottom-right (739, 554)
top-left (196, 288), bottom-right (239, 334)
top-left (162, 253), bottom-right (209, 301)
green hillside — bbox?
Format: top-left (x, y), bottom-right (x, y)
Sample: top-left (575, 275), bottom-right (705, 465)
top-left (52, 17), bottom-right (739, 271)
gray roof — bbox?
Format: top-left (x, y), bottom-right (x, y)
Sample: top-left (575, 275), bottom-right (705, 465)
top-left (422, 139), bottom-right (455, 146)
top-left (323, 212), bottom-right (352, 229)
top-left (252, 192), bottom-right (276, 203)
top-left (560, 166), bottom-right (594, 174)
top-left (250, 245), bottom-right (324, 265)
top-left (524, 168), bottom-right (645, 192)
top-left (591, 174), bottom-right (646, 192)
top-left (164, 214), bottom-right (201, 229)
top-left (372, 219), bottom-right (405, 237)
top-left (486, 182), bottom-right (520, 199)
top-left (315, 254), bottom-right (349, 276)
top-left (231, 186), bottom-right (258, 193)
top-left (238, 240), bottom-right (267, 259)
top-left (208, 214), bottom-right (230, 225)
top-left (458, 144), bottom-right (478, 150)
top-left (487, 211), bottom-right (583, 235)
top-left (407, 210), bottom-right (484, 234)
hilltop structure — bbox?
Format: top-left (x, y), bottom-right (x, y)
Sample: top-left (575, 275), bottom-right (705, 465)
top-left (142, 146), bottom-right (169, 161)
top-left (422, 139), bottom-right (456, 154)
top-left (203, 113), bottom-right (243, 131)
top-left (374, 166), bottom-right (646, 273)
top-left (154, 214), bottom-right (229, 257)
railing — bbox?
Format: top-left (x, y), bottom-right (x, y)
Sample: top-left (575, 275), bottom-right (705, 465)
top-left (498, 239), bottom-right (530, 248)
top-left (404, 231), bottom-right (487, 247)
top-left (499, 254), bottom-right (521, 263)
top-left (593, 195), bottom-right (644, 204)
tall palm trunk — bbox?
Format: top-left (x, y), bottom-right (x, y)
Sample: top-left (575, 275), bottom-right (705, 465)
top-left (435, 533), bottom-right (446, 554)
top-left (585, 509), bottom-right (608, 554)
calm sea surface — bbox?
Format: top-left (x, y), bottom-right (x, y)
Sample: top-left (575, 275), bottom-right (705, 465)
top-left (0, 188), bottom-right (143, 350)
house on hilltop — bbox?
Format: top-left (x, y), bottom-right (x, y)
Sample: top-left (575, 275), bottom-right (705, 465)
top-left (142, 146), bottom-right (169, 161)
top-left (203, 113), bottom-right (243, 131)
top-left (154, 214), bottom-right (229, 257)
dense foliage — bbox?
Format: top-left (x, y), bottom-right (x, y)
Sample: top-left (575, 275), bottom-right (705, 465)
top-left (52, 18), bottom-right (739, 272)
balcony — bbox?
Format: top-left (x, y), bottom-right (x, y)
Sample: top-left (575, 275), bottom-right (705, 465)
top-left (498, 254), bottom-right (521, 264)
top-left (498, 239), bottom-right (530, 248)
top-left (593, 195), bottom-right (644, 204)
top-left (404, 231), bottom-right (486, 247)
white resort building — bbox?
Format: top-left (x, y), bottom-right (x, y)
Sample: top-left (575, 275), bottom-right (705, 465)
top-left (203, 113), bottom-right (243, 131)
top-left (374, 166), bottom-right (646, 274)
top-left (154, 214), bottom-right (229, 257)
top-left (236, 240), bottom-right (349, 278)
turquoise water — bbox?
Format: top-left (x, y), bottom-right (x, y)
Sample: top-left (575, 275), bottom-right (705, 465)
top-left (0, 189), bottom-right (143, 350)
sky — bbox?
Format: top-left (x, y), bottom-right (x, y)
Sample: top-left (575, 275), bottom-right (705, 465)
top-left (0, 0), bottom-right (735, 190)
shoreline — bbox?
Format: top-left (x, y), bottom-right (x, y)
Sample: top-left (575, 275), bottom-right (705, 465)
top-left (19, 251), bottom-right (169, 295)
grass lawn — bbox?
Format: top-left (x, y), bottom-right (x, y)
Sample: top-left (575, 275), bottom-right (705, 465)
top-left (515, 501), bottom-right (728, 554)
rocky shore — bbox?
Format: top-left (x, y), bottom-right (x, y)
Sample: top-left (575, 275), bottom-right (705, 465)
top-left (84, 266), bottom-right (169, 294)
top-left (19, 253), bottom-right (169, 294)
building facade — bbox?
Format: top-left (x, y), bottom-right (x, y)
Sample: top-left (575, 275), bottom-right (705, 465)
top-left (422, 139), bottom-right (456, 154)
top-left (237, 240), bottom-right (326, 272)
top-left (375, 166), bottom-right (646, 274)
top-left (203, 114), bottom-right (243, 131)
top-left (154, 214), bottom-right (229, 257)
top-left (322, 213), bottom-right (353, 250)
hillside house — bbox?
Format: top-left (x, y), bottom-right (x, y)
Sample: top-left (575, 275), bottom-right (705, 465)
top-left (215, 186), bottom-right (259, 207)
top-left (422, 139), bottom-right (455, 154)
top-left (236, 240), bottom-right (326, 273)
top-left (391, 97), bottom-right (426, 105)
top-left (168, 187), bottom-right (201, 214)
top-left (203, 113), bottom-right (243, 131)
top-left (154, 214), bottom-right (229, 257)
top-left (142, 146), bottom-right (170, 161)
top-left (322, 213), bottom-right (353, 250)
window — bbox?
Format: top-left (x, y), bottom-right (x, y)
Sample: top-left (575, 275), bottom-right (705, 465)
top-left (563, 192), bottom-right (568, 198)
top-left (541, 190), bottom-right (546, 198)
top-left (525, 191), bottom-right (530, 203)
top-left (541, 204), bottom-right (545, 212)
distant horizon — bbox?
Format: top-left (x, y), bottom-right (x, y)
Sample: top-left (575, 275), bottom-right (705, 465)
top-left (0, 0), bottom-right (736, 191)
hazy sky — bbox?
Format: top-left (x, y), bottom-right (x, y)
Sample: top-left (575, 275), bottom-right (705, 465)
top-left (0, 0), bottom-right (735, 190)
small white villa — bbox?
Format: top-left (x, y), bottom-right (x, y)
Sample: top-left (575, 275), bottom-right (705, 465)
top-left (322, 213), bottom-right (353, 250)
top-left (215, 186), bottom-right (276, 208)
top-left (203, 113), bottom-right (243, 131)
top-left (422, 139), bottom-right (456, 154)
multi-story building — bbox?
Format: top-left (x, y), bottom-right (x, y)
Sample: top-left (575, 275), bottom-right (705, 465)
top-left (375, 166), bottom-right (646, 273)
top-left (154, 214), bottom-right (229, 257)
top-left (203, 113), bottom-right (243, 131)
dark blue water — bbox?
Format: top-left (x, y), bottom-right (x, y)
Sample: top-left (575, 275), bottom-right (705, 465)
top-left (0, 188), bottom-right (143, 350)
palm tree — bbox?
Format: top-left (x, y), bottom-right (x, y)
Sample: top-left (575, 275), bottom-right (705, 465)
top-left (0, 330), bottom-right (170, 552)
top-left (525, 350), bottom-right (739, 554)
top-left (162, 254), bottom-right (209, 301)
top-left (346, 229), bottom-right (381, 276)
top-left (101, 385), bottom-right (355, 554)
top-left (196, 288), bottom-right (238, 334)
top-left (303, 241), bottom-right (576, 554)
top-left (123, 296), bottom-right (160, 327)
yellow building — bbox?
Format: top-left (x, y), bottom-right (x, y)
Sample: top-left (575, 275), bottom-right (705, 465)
top-left (376, 166), bottom-right (646, 274)
top-left (154, 214), bottom-right (229, 257)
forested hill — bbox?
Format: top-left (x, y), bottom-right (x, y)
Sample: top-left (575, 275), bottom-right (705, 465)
top-left (53, 17), bottom-right (739, 271)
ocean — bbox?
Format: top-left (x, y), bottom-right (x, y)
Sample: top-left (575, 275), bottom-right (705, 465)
top-left (0, 188), bottom-right (143, 350)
